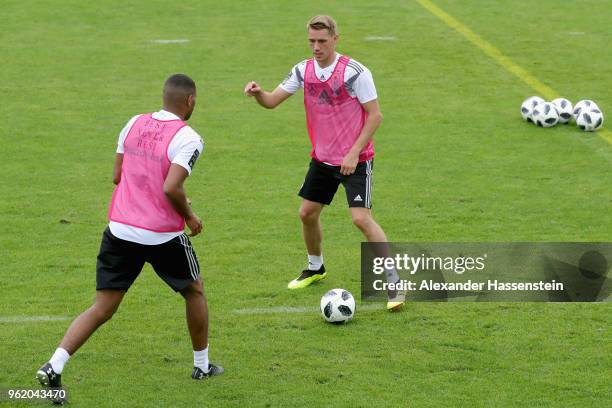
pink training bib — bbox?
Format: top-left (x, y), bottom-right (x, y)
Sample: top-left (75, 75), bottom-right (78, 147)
top-left (304, 55), bottom-right (374, 165)
top-left (109, 113), bottom-right (186, 232)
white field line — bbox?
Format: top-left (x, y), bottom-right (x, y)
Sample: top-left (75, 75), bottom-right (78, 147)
top-left (233, 303), bottom-right (384, 315)
top-left (0, 316), bottom-right (71, 323)
top-left (150, 39), bottom-right (190, 44)
top-left (365, 36), bottom-right (398, 41)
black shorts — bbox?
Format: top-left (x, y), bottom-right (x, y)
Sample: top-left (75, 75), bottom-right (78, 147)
top-left (298, 158), bottom-right (374, 208)
top-left (96, 227), bottom-right (200, 292)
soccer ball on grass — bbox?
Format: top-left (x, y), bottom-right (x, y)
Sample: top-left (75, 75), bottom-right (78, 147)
top-left (576, 107), bottom-right (604, 132)
top-left (532, 102), bottom-right (559, 127)
top-left (551, 98), bottom-right (573, 124)
top-left (573, 99), bottom-right (599, 119)
top-left (320, 289), bottom-right (355, 324)
top-left (520, 96), bottom-right (545, 123)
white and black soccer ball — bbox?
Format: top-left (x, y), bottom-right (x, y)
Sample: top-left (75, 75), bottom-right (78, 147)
top-left (551, 98), bottom-right (573, 124)
top-left (320, 288), bottom-right (355, 324)
top-left (532, 102), bottom-right (559, 127)
top-left (573, 99), bottom-right (599, 119)
top-left (576, 107), bottom-right (604, 132)
top-left (520, 96), bottom-right (545, 123)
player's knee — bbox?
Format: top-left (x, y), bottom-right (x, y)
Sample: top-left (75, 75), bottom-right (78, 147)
top-left (91, 303), bottom-right (118, 323)
top-left (299, 207), bottom-right (319, 224)
top-left (352, 213), bottom-right (372, 231)
top-left (181, 279), bottom-right (204, 299)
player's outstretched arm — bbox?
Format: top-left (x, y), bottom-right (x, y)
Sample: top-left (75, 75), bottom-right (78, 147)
top-left (163, 164), bottom-right (203, 237)
top-left (244, 82), bottom-right (292, 109)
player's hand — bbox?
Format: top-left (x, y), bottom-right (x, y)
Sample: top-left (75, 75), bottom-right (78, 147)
top-left (340, 152), bottom-right (359, 175)
top-left (244, 81), bottom-right (261, 97)
top-left (186, 213), bottom-right (203, 237)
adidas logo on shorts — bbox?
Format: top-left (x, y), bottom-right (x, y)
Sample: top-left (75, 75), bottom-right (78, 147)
top-left (354, 195), bottom-right (363, 202)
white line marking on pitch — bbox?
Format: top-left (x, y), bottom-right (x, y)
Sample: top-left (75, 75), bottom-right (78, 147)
top-left (365, 36), bottom-right (398, 41)
top-left (233, 303), bottom-right (384, 315)
top-left (150, 39), bottom-right (190, 44)
top-left (0, 316), bottom-right (71, 323)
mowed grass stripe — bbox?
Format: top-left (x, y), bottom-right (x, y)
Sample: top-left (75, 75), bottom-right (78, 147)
top-left (415, 0), bottom-right (612, 145)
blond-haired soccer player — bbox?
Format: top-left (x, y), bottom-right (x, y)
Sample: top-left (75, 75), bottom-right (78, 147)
top-left (244, 16), bottom-right (404, 310)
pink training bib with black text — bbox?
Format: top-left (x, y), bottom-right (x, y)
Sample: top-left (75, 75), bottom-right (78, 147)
top-left (109, 113), bottom-right (186, 232)
top-left (304, 55), bottom-right (374, 165)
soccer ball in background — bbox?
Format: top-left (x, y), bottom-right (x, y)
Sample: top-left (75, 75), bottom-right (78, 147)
top-left (576, 107), bottom-right (604, 132)
top-left (520, 96), bottom-right (545, 123)
top-left (320, 289), bottom-right (355, 324)
top-left (532, 102), bottom-right (559, 127)
top-left (573, 99), bottom-right (599, 119)
top-left (551, 98), bottom-right (573, 124)
top-left (519, 96), bottom-right (604, 132)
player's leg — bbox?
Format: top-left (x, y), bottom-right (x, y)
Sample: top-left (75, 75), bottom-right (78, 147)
top-left (343, 160), bottom-right (405, 310)
top-left (58, 290), bottom-right (126, 354)
top-left (36, 289), bottom-right (126, 402)
top-left (149, 234), bottom-right (223, 379)
top-left (179, 278), bottom-right (222, 379)
top-left (300, 198), bottom-right (324, 259)
top-left (350, 208), bottom-right (404, 310)
top-left (180, 278), bottom-right (208, 351)
top-left (37, 227), bottom-right (144, 399)
top-left (292, 160), bottom-right (341, 289)
top-left (350, 207), bottom-right (387, 241)
top-left (287, 199), bottom-right (327, 288)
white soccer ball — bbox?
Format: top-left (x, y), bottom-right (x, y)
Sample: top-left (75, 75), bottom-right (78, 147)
top-left (520, 96), bottom-right (545, 123)
top-left (551, 98), bottom-right (573, 124)
top-left (532, 102), bottom-right (559, 127)
top-left (320, 288), bottom-right (355, 323)
top-left (573, 99), bottom-right (599, 119)
top-left (576, 107), bottom-right (604, 132)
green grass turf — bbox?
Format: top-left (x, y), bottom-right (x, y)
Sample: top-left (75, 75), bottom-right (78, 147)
top-left (1, 0), bottom-right (610, 406)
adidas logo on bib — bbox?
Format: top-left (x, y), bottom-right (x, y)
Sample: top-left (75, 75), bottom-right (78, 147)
top-left (354, 195), bottom-right (363, 202)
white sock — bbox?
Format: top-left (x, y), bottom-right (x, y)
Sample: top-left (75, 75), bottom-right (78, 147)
top-left (308, 254), bottom-right (323, 271)
top-left (385, 267), bottom-right (400, 284)
top-left (193, 347), bottom-right (209, 372)
top-left (49, 348), bottom-right (70, 374)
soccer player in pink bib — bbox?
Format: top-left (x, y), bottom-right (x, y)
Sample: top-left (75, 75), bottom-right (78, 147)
top-left (36, 75), bottom-right (223, 402)
top-left (244, 16), bottom-right (404, 311)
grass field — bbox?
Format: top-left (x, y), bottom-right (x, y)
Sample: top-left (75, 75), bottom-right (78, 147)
top-left (1, 0), bottom-right (611, 406)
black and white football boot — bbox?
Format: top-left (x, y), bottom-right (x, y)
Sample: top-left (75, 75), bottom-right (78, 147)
top-left (36, 362), bottom-right (66, 405)
top-left (191, 363), bottom-right (225, 380)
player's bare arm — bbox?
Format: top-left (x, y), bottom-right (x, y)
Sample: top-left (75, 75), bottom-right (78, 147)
top-left (340, 99), bottom-right (383, 175)
top-left (112, 153), bottom-right (123, 185)
top-left (163, 164), bottom-right (203, 236)
top-left (244, 82), bottom-right (292, 109)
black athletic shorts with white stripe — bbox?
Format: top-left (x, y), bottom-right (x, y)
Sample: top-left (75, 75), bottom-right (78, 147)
top-left (298, 158), bottom-right (373, 208)
top-left (96, 227), bottom-right (199, 292)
